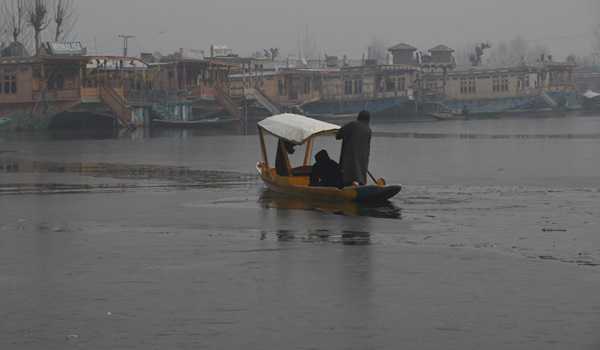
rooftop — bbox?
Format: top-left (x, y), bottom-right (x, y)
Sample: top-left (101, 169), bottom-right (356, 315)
top-left (388, 43), bottom-right (417, 51)
top-left (1, 41), bottom-right (30, 58)
top-left (429, 45), bottom-right (455, 52)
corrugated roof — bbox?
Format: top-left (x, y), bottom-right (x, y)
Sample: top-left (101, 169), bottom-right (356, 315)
top-left (388, 43), bottom-right (417, 51)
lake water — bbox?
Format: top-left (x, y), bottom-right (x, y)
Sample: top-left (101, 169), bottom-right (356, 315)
top-left (1, 113), bottom-right (600, 349)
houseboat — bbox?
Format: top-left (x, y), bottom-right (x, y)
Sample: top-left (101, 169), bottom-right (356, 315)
top-left (227, 42), bottom-right (580, 121)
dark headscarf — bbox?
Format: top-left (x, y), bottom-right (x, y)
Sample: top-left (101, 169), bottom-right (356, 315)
top-left (357, 110), bottom-right (371, 123)
top-left (315, 149), bottom-right (330, 163)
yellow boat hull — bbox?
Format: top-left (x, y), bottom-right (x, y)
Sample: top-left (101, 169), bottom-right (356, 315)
top-left (257, 163), bottom-right (401, 203)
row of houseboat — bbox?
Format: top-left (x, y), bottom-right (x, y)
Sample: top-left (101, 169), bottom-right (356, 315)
top-left (0, 40), bottom-right (582, 131)
top-left (227, 43), bottom-right (579, 121)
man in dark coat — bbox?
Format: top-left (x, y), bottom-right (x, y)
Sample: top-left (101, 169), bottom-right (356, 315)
top-left (336, 110), bottom-right (372, 186)
top-left (310, 150), bottom-right (343, 188)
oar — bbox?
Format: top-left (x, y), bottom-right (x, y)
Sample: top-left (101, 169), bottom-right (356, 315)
top-left (368, 170), bottom-right (386, 186)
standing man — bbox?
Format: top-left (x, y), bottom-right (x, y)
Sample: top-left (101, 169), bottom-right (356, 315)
top-left (336, 110), bottom-right (372, 186)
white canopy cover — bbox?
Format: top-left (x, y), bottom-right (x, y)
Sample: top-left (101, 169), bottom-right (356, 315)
top-left (258, 114), bottom-right (341, 145)
top-left (583, 90), bottom-right (600, 99)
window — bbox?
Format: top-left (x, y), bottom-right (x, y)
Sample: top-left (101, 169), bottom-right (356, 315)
top-left (303, 78), bottom-right (311, 95)
top-left (278, 80), bottom-right (285, 96)
top-left (493, 76), bottom-right (508, 93)
top-left (48, 74), bottom-right (65, 90)
top-left (468, 78), bottom-right (476, 94)
top-left (501, 77), bottom-right (509, 92)
top-left (354, 80), bottom-right (363, 95)
top-left (344, 80), bottom-right (353, 95)
top-left (398, 77), bottom-right (406, 91)
top-left (460, 79), bottom-right (466, 94)
top-left (385, 78), bottom-right (395, 92)
top-left (3, 74), bottom-right (16, 94)
top-left (461, 77), bottom-right (476, 94)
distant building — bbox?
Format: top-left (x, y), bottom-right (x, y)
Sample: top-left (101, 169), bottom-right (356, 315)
top-left (210, 45), bottom-right (233, 58)
top-left (325, 56), bottom-right (339, 68)
top-left (428, 45), bottom-right (455, 64)
top-left (388, 43), bottom-right (417, 65)
top-left (140, 53), bottom-right (156, 63)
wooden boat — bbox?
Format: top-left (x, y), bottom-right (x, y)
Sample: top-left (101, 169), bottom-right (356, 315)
top-left (429, 112), bottom-right (466, 121)
top-left (257, 113), bottom-right (402, 203)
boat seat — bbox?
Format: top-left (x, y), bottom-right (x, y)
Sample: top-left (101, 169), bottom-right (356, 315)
top-left (291, 166), bottom-right (313, 177)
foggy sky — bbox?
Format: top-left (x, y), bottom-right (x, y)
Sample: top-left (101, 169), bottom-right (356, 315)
top-left (71, 0), bottom-right (596, 59)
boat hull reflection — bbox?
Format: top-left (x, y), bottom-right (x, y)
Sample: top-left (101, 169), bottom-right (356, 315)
top-left (259, 190), bottom-right (401, 219)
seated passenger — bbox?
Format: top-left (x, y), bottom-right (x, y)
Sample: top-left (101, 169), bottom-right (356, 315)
top-left (310, 150), bottom-right (343, 188)
top-left (275, 140), bottom-right (296, 176)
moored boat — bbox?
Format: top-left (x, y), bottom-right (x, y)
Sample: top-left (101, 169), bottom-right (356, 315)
top-left (0, 117), bottom-right (12, 129)
top-left (152, 117), bottom-right (238, 128)
top-left (256, 113), bottom-right (402, 203)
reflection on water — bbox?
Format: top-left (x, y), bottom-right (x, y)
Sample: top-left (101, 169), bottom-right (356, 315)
top-left (261, 228), bottom-right (372, 245)
top-left (374, 131), bottom-right (600, 139)
top-left (0, 122), bottom-right (248, 141)
top-left (149, 123), bottom-right (247, 138)
top-left (0, 157), bottom-right (257, 195)
top-left (258, 190), bottom-right (402, 219)
top-left (7, 113), bottom-right (600, 142)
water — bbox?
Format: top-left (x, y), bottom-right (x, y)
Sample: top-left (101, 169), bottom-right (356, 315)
top-left (2, 113), bottom-right (600, 349)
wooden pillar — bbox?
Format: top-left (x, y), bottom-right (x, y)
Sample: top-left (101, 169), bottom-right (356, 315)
top-left (303, 138), bottom-right (313, 166)
top-left (258, 128), bottom-right (269, 167)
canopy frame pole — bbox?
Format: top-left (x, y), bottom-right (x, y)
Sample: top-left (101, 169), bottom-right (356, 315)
top-left (258, 127), bottom-right (269, 168)
top-left (278, 140), bottom-right (294, 175)
top-left (303, 138), bottom-right (314, 166)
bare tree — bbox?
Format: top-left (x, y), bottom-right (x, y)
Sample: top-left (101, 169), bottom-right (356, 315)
top-left (468, 42), bottom-right (491, 67)
top-left (263, 48), bottom-right (279, 61)
top-left (3, 0), bottom-right (27, 43)
top-left (52, 0), bottom-right (76, 42)
top-left (26, 0), bottom-right (50, 55)
top-left (366, 36), bottom-right (387, 64)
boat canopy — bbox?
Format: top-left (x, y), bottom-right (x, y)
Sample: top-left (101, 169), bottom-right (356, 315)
top-left (583, 90), bottom-right (600, 99)
top-left (257, 113), bottom-right (341, 145)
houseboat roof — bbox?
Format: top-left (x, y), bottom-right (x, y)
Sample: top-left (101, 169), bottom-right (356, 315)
top-left (0, 55), bottom-right (87, 66)
top-left (444, 61), bottom-right (575, 77)
top-left (429, 45), bottom-right (454, 52)
top-left (258, 114), bottom-right (340, 145)
top-left (388, 43), bottom-right (418, 51)
top-left (87, 56), bottom-right (149, 70)
top-left (147, 59), bottom-right (234, 68)
top-left (228, 71), bottom-right (280, 79)
top-left (45, 42), bottom-right (86, 56)
top-left (1, 41), bottom-right (30, 58)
